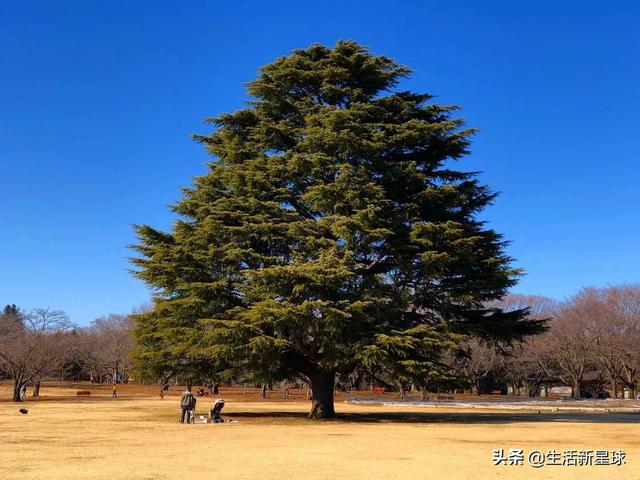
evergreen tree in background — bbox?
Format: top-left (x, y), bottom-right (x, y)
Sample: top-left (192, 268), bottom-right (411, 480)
top-left (0, 304), bottom-right (24, 334)
top-left (131, 41), bottom-right (544, 418)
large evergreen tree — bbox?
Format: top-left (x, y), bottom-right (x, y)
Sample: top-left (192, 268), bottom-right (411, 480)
top-left (131, 41), bottom-right (543, 418)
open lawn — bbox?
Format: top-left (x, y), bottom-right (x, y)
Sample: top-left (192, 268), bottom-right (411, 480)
top-left (1, 383), bottom-right (640, 480)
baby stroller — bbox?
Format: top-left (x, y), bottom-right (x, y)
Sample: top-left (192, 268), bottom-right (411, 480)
top-left (210, 399), bottom-right (225, 423)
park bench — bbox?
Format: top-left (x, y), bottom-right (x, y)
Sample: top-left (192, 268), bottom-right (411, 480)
top-left (436, 395), bottom-right (454, 401)
top-left (76, 391), bottom-right (91, 397)
top-left (372, 387), bottom-right (385, 394)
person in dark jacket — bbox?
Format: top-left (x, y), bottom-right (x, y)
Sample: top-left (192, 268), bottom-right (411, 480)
top-left (179, 386), bottom-right (195, 424)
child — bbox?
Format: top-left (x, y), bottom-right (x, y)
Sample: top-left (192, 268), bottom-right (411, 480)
top-left (189, 396), bottom-right (197, 423)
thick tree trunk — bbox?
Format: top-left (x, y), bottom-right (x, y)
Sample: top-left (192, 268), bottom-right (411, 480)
top-left (308, 371), bottom-right (335, 419)
top-left (32, 381), bottom-right (41, 398)
top-left (572, 380), bottom-right (581, 399)
top-left (13, 379), bottom-right (25, 402)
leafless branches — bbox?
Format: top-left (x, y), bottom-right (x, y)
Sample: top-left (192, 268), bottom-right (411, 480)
top-left (461, 287), bottom-right (640, 398)
top-left (0, 307), bottom-right (73, 401)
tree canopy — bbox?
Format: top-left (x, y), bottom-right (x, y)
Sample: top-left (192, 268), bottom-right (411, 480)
top-left (130, 41), bottom-right (544, 418)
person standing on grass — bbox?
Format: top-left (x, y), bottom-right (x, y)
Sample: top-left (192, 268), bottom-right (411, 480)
top-left (159, 388), bottom-right (165, 400)
top-left (180, 385), bottom-right (195, 424)
top-left (112, 383), bottom-right (118, 398)
top-left (20, 384), bottom-right (27, 401)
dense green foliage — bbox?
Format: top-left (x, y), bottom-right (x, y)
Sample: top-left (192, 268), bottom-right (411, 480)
top-left (130, 41), bottom-right (543, 417)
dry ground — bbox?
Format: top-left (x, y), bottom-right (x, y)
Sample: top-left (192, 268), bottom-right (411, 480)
top-left (1, 383), bottom-right (640, 480)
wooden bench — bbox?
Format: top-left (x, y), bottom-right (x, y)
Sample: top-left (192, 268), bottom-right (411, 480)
top-left (436, 395), bottom-right (454, 401)
top-left (372, 387), bottom-right (386, 394)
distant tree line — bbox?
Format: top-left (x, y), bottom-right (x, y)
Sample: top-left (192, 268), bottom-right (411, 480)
top-left (2, 285), bottom-right (639, 402)
top-left (447, 286), bottom-right (640, 399)
top-left (0, 306), bottom-right (135, 402)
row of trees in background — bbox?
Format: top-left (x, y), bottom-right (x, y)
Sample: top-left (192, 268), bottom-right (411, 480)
top-left (0, 306), bottom-right (134, 401)
top-left (2, 284), bottom-right (640, 402)
top-left (456, 286), bottom-right (640, 399)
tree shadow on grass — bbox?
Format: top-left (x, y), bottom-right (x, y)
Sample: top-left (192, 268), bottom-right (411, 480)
top-left (227, 410), bottom-right (640, 425)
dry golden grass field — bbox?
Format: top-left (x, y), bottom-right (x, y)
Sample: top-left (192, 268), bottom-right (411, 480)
top-left (2, 382), bottom-right (640, 480)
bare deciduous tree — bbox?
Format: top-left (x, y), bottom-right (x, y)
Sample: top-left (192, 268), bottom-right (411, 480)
top-left (542, 290), bottom-right (600, 398)
top-left (453, 339), bottom-right (498, 396)
top-left (489, 295), bottom-right (556, 396)
top-left (0, 308), bottom-right (72, 401)
top-left (591, 286), bottom-right (640, 398)
top-left (87, 313), bottom-right (134, 383)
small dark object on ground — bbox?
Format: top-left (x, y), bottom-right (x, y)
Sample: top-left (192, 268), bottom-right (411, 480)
top-left (76, 391), bottom-right (91, 396)
top-left (19, 408), bottom-right (28, 414)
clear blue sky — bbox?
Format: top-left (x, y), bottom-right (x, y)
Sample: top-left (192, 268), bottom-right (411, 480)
top-left (1, 1), bottom-right (638, 325)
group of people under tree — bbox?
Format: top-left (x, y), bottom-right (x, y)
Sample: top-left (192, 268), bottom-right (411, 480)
top-left (179, 384), bottom-right (225, 424)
